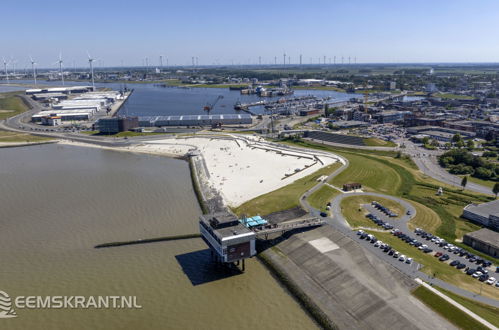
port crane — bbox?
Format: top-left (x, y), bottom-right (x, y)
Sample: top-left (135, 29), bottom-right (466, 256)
top-left (203, 95), bottom-right (224, 114)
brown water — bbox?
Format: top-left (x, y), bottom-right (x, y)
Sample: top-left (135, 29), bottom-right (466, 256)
top-left (0, 144), bottom-right (316, 330)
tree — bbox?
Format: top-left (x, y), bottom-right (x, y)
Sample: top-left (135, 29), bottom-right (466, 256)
top-left (461, 176), bottom-right (468, 190)
top-left (452, 133), bottom-right (462, 143)
top-left (493, 183), bottom-right (499, 198)
top-left (466, 139), bottom-right (474, 150)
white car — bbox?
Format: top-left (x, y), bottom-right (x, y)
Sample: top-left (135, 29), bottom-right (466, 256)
top-left (486, 277), bottom-right (496, 285)
top-left (357, 230), bottom-right (364, 235)
top-left (405, 257), bottom-right (413, 264)
top-left (374, 241), bottom-right (381, 247)
top-left (398, 255), bottom-right (406, 262)
top-left (418, 244), bottom-right (428, 250)
top-left (472, 272), bottom-right (483, 278)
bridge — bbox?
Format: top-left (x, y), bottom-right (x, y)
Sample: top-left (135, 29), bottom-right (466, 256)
top-left (252, 217), bottom-right (325, 239)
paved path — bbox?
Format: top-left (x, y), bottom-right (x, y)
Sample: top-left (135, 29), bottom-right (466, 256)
top-left (415, 278), bottom-right (499, 330)
top-left (295, 147), bottom-right (499, 308)
top-left (402, 140), bottom-right (493, 195)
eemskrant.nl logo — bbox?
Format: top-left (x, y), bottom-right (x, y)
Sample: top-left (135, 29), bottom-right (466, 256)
top-left (0, 291), bottom-right (141, 318)
top-left (0, 291), bottom-right (17, 318)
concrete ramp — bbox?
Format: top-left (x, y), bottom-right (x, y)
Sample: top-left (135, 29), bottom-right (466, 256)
top-left (262, 226), bottom-right (456, 330)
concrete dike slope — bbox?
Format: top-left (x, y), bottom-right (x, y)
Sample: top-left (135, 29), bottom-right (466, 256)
top-left (261, 225), bottom-right (456, 330)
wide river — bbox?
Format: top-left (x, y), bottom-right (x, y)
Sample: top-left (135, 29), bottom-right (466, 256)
top-left (0, 144), bottom-right (316, 329)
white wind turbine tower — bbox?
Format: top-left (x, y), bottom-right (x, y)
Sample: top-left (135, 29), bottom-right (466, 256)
top-left (56, 53), bottom-right (65, 85)
top-left (29, 56), bottom-right (37, 86)
top-left (87, 52), bottom-right (96, 89)
top-left (2, 58), bottom-right (9, 84)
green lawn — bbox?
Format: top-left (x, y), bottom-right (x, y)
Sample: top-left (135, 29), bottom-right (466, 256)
top-left (307, 185), bottom-right (340, 212)
top-left (233, 162), bottom-right (342, 216)
top-left (341, 195), bottom-right (403, 228)
top-left (367, 231), bottom-right (498, 300)
top-left (412, 286), bottom-right (490, 330)
top-left (465, 175), bottom-right (498, 189)
top-left (329, 152), bottom-right (403, 195)
top-left (363, 138), bottom-right (397, 147)
top-left (0, 92), bottom-right (28, 120)
top-left (406, 199), bottom-right (442, 233)
top-left (431, 93), bottom-right (475, 100)
top-left (277, 138), bottom-right (497, 259)
top-left (0, 130), bottom-right (52, 143)
top-left (433, 286), bottom-right (499, 327)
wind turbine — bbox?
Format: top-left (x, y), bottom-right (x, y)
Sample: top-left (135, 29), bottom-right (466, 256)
top-left (29, 56), bottom-right (37, 86)
top-left (56, 53), bottom-right (65, 85)
top-left (2, 58), bottom-right (8, 84)
top-left (87, 52), bottom-right (96, 89)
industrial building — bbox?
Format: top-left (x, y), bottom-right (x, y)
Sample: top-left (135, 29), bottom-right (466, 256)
top-left (462, 199), bottom-right (499, 230)
top-left (30, 89), bottom-right (126, 124)
top-left (40, 116), bottom-right (62, 126)
top-left (139, 114), bottom-right (252, 127)
top-left (26, 86), bottom-right (94, 95)
top-left (32, 110), bottom-right (95, 122)
top-left (463, 228), bottom-right (499, 258)
top-left (95, 117), bottom-right (139, 134)
top-left (199, 212), bottom-right (256, 270)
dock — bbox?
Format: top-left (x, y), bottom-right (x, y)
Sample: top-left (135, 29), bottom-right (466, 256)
top-left (110, 89), bottom-right (133, 117)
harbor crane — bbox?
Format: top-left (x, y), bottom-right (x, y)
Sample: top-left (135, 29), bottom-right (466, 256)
top-left (203, 95), bottom-right (224, 114)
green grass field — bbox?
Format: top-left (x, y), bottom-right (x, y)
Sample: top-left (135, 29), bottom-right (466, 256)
top-left (277, 139), bottom-right (497, 259)
top-left (233, 162), bottom-right (342, 216)
top-left (433, 286), bottom-right (499, 327)
top-left (329, 152), bottom-right (403, 195)
top-left (341, 195), bottom-right (403, 228)
top-left (363, 138), bottom-right (397, 147)
top-left (367, 230), bottom-right (498, 299)
top-left (431, 93), bottom-right (475, 100)
top-left (0, 92), bottom-right (28, 120)
top-left (412, 286), bottom-right (490, 330)
top-left (0, 130), bottom-right (52, 143)
top-left (465, 175), bottom-right (498, 189)
top-left (406, 199), bottom-right (442, 233)
top-left (307, 185), bottom-right (340, 212)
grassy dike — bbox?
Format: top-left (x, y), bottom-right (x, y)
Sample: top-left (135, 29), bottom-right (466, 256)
top-left (412, 286), bottom-right (490, 330)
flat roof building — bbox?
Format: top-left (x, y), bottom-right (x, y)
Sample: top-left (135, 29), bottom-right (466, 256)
top-left (199, 212), bottom-right (256, 269)
top-left (463, 228), bottom-right (499, 258)
top-left (462, 199), bottom-right (499, 230)
top-left (139, 114), bottom-right (252, 127)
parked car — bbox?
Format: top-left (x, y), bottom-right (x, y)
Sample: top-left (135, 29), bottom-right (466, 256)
top-left (450, 260), bottom-right (459, 267)
top-left (486, 277), bottom-right (496, 285)
top-left (466, 269), bottom-right (476, 275)
top-left (456, 263), bottom-right (466, 270)
top-left (406, 257), bottom-right (413, 264)
top-left (435, 252), bottom-right (443, 257)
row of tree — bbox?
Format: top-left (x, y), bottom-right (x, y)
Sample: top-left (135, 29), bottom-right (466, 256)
top-left (439, 149), bottom-right (498, 181)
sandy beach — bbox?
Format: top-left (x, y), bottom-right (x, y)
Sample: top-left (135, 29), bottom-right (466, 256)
top-left (60, 134), bottom-right (344, 207)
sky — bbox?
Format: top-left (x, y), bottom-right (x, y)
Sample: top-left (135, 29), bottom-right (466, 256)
top-left (2, 0), bottom-right (499, 68)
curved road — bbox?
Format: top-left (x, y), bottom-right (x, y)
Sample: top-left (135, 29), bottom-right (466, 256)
top-left (296, 147), bottom-right (499, 308)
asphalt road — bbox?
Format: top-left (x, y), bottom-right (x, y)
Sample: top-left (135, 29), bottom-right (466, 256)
top-left (297, 156), bottom-right (499, 307)
top-left (402, 139), bottom-right (493, 195)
